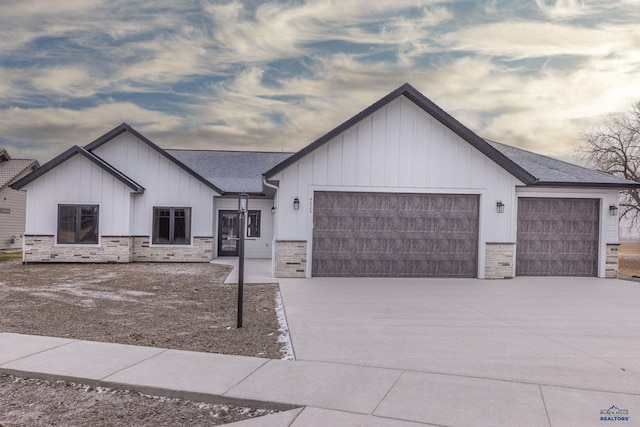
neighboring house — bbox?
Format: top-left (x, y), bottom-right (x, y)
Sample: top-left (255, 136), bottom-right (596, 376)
top-left (0, 149), bottom-right (39, 250)
top-left (12, 83), bottom-right (640, 278)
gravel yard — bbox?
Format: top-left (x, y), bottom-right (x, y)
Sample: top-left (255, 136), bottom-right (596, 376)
top-left (0, 260), bottom-right (289, 425)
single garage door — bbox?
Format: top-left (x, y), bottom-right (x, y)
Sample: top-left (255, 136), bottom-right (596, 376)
top-left (516, 198), bottom-right (599, 276)
top-left (312, 192), bottom-right (479, 277)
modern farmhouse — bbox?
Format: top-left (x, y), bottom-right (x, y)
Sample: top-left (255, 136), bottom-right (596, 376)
top-left (12, 84), bottom-right (639, 279)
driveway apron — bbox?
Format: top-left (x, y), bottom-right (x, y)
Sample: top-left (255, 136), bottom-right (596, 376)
top-left (278, 276), bottom-right (640, 394)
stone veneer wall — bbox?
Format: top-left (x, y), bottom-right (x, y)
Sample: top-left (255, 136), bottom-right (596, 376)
top-left (605, 244), bottom-right (619, 279)
top-left (275, 240), bottom-right (307, 277)
top-left (23, 235), bottom-right (212, 263)
top-left (23, 235), bottom-right (132, 263)
top-left (485, 243), bottom-right (515, 279)
top-left (131, 236), bottom-right (213, 262)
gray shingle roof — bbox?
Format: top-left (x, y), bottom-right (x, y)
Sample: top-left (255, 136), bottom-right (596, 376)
top-left (167, 150), bottom-right (293, 194)
top-left (486, 140), bottom-right (639, 188)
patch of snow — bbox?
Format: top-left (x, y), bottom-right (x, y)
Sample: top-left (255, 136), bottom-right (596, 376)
top-left (17, 283), bottom-right (155, 303)
top-left (275, 289), bottom-right (295, 360)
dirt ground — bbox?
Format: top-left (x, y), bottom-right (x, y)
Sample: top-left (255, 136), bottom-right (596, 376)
top-left (0, 375), bottom-right (278, 427)
top-left (618, 241), bottom-right (640, 278)
top-left (0, 261), bottom-right (287, 425)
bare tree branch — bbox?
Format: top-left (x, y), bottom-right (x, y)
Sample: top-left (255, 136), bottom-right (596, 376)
top-left (576, 101), bottom-right (640, 229)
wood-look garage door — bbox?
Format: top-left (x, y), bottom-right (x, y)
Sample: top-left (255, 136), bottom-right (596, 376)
top-left (516, 198), bottom-right (599, 276)
top-left (312, 192), bottom-right (479, 277)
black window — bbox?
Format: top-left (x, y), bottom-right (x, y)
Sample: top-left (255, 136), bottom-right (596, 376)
top-left (247, 210), bottom-right (261, 237)
top-left (153, 207), bottom-right (191, 244)
top-left (57, 205), bottom-right (99, 244)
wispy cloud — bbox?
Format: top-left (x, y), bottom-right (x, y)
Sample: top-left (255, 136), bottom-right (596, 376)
top-left (0, 0), bottom-right (638, 165)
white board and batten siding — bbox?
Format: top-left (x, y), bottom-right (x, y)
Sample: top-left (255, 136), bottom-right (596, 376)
top-left (92, 132), bottom-right (218, 240)
top-left (272, 96), bottom-right (524, 277)
top-left (215, 198), bottom-right (275, 258)
top-left (23, 154), bottom-right (134, 237)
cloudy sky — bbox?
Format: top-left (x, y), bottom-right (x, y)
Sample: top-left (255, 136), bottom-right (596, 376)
top-left (1, 0), bottom-right (639, 164)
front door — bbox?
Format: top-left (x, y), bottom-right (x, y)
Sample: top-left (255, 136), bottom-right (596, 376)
top-left (218, 210), bottom-right (239, 256)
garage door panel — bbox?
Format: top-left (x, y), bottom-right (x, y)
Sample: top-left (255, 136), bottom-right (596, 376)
top-left (312, 192), bottom-right (479, 277)
top-left (517, 198), bottom-right (599, 276)
top-left (313, 259), bottom-right (476, 277)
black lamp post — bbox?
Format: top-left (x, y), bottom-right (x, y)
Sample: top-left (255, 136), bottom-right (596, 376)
top-left (237, 193), bottom-right (248, 328)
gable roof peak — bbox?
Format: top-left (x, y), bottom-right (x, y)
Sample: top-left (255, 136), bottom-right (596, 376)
top-left (84, 123), bottom-right (223, 194)
top-left (265, 84), bottom-right (537, 184)
top-left (11, 144), bottom-right (144, 192)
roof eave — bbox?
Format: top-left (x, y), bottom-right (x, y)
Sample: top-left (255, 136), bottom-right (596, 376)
top-left (1, 160), bottom-right (39, 190)
top-left (524, 181), bottom-right (640, 190)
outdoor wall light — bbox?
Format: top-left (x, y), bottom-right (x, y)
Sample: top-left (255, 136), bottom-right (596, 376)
top-left (238, 192), bottom-right (248, 213)
top-left (496, 201), bottom-right (505, 214)
top-left (293, 197), bottom-right (300, 210)
top-left (271, 206), bottom-right (276, 214)
top-left (609, 205), bottom-right (619, 216)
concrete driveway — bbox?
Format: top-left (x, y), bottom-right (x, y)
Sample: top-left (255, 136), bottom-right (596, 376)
top-left (278, 277), bottom-right (640, 394)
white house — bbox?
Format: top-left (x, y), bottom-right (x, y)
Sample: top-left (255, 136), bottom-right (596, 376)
top-left (0, 149), bottom-right (39, 250)
top-left (12, 84), bottom-right (639, 278)
top-left (264, 84), bottom-right (639, 279)
top-left (11, 124), bottom-right (289, 263)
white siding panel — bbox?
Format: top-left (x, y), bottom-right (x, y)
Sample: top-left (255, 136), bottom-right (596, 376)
top-left (276, 165), bottom-right (300, 240)
top-left (426, 120), bottom-right (444, 187)
top-left (297, 155), bottom-right (314, 237)
top-left (342, 128), bottom-right (357, 186)
top-left (370, 111), bottom-right (387, 186)
top-left (312, 146), bottom-right (328, 185)
top-left (398, 99), bottom-right (416, 187)
top-left (440, 129), bottom-right (457, 188)
top-left (384, 100), bottom-right (401, 187)
top-left (356, 117), bottom-right (372, 186)
top-left (327, 138), bottom-right (343, 186)
top-left (413, 113), bottom-right (429, 187)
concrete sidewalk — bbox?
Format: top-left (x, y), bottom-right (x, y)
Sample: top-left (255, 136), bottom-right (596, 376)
top-left (212, 258), bottom-right (275, 285)
top-left (2, 332), bottom-right (639, 426)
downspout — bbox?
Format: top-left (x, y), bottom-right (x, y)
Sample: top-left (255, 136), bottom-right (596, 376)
top-left (263, 177), bottom-right (279, 278)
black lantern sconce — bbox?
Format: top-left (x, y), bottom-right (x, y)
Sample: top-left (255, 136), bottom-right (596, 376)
top-left (293, 197), bottom-right (300, 210)
top-left (496, 201), bottom-right (505, 214)
top-left (609, 205), bottom-right (619, 216)
top-left (271, 206), bottom-right (276, 214)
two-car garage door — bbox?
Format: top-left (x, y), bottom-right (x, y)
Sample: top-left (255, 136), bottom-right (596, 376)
top-left (312, 192), bottom-right (479, 277)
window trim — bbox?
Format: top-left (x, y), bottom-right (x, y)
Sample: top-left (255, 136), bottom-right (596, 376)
top-left (57, 204), bottom-right (100, 245)
top-left (247, 210), bottom-right (261, 238)
top-left (152, 206), bottom-right (192, 245)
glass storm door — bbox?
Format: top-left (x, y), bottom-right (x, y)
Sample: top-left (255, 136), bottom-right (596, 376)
top-left (218, 210), bottom-right (239, 256)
